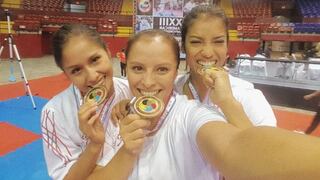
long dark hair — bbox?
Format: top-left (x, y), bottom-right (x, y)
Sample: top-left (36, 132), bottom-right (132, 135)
top-left (181, 5), bottom-right (229, 51)
top-left (52, 24), bottom-right (107, 69)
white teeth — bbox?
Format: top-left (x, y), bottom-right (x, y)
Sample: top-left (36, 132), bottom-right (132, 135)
top-left (198, 61), bottom-right (216, 67)
top-left (141, 90), bottom-right (158, 96)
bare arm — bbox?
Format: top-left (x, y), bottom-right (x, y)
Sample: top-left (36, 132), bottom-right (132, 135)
top-left (63, 101), bottom-right (105, 180)
top-left (88, 147), bottom-right (138, 180)
top-left (197, 122), bottom-right (320, 180)
top-left (304, 90), bottom-right (320, 101)
top-left (202, 68), bottom-right (252, 128)
top-left (217, 96), bottom-right (253, 128)
top-left (64, 143), bottom-right (103, 180)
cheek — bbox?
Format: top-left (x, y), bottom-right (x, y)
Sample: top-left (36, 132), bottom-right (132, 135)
top-left (102, 62), bottom-right (113, 75)
top-left (127, 74), bottom-right (140, 88)
top-left (106, 67), bottom-right (113, 77)
top-left (70, 76), bottom-right (86, 92)
top-left (186, 48), bottom-right (200, 62)
top-left (217, 49), bottom-right (228, 62)
top-left (162, 73), bottom-right (176, 89)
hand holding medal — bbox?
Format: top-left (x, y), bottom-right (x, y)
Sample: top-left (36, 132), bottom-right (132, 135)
top-left (198, 64), bottom-right (224, 90)
top-left (127, 96), bottom-right (164, 119)
top-left (83, 85), bottom-right (108, 106)
top-left (198, 64), bottom-right (234, 105)
top-left (78, 85), bottom-right (107, 145)
top-left (199, 64), bottom-right (225, 75)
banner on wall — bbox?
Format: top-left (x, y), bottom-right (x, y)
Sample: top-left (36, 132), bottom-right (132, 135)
top-left (135, 0), bottom-right (213, 56)
top-left (153, 17), bottom-right (183, 36)
top-left (135, 0), bottom-right (212, 32)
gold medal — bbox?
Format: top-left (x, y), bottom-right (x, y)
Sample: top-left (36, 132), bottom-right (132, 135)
top-left (83, 85), bottom-right (108, 105)
top-left (200, 65), bottom-right (220, 74)
top-left (131, 96), bottom-right (164, 119)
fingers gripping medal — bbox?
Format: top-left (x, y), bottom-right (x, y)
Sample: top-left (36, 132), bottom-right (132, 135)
top-left (200, 64), bottom-right (220, 74)
top-left (129, 96), bottom-right (164, 119)
top-left (84, 85), bottom-right (108, 105)
top-left (198, 64), bottom-right (224, 90)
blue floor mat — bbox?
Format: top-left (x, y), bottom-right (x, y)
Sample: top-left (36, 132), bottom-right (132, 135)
top-left (0, 96), bottom-right (50, 180)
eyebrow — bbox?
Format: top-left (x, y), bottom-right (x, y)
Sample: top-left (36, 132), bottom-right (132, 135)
top-left (64, 53), bottom-right (100, 70)
top-left (188, 35), bottom-right (226, 39)
top-left (128, 61), bottom-right (173, 67)
top-left (64, 65), bottom-right (79, 71)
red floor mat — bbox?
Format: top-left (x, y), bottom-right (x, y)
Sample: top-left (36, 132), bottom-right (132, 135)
top-left (274, 109), bottom-right (319, 136)
top-left (0, 73), bottom-right (70, 100)
top-left (0, 122), bottom-right (41, 156)
top-left (1, 73), bottom-right (318, 137)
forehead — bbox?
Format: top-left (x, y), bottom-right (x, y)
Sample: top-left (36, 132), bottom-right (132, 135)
top-left (187, 15), bottom-right (226, 35)
top-left (128, 36), bottom-right (177, 64)
top-left (61, 36), bottom-right (104, 65)
top-left (64, 35), bottom-right (101, 52)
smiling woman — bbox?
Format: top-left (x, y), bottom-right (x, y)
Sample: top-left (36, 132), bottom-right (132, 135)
top-left (176, 5), bottom-right (277, 128)
top-left (41, 24), bottom-right (131, 180)
top-left (125, 30), bottom-right (179, 108)
top-left (90, 29), bottom-right (320, 180)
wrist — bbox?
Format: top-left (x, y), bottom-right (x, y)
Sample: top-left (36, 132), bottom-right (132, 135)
top-left (87, 141), bottom-right (104, 153)
top-left (215, 96), bottom-right (238, 108)
top-left (120, 146), bottom-right (139, 160)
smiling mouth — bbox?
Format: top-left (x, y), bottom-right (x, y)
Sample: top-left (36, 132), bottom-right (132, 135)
top-left (138, 89), bottom-right (160, 96)
top-left (197, 60), bottom-right (217, 68)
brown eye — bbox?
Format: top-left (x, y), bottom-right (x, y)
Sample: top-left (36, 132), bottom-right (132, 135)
top-left (91, 56), bottom-right (100, 63)
top-left (71, 67), bottom-right (81, 75)
top-left (157, 67), bottom-right (168, 74)
top-left (214, 40), bottom-right (225, 44)
top-left (190, 40), bottom-right (201, 44)
top-left (132, 66), bottom-right (143, 72)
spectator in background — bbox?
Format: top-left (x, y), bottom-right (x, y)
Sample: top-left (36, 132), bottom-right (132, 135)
top-left (264, 44), bottom-right (272, 58)
top-left (315, 42), bottom-right (320, 57)
top-left (117, 48), bottom-right (126, 77)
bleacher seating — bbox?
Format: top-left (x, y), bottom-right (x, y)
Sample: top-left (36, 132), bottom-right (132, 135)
top-left (96, 18), bottom-right (117, 34)
top-left (12, 12), bottom-right (120, 34)
top-left (88, 0), bottom-right (123, 15)
top-left (263, 22), bottom-right (320, 34)
top-left (23, 0), bottom-right (64, 12)
top-left (293, 23), bottom-right (320, 34)
top-left (296, 0), bottom-right (320, 18)
top-left (233, 0), bottom-right (272, 18)
top-left (237, 22), bottom-right (268, 39)
top-left (13, 19), bottom-right (41, 32)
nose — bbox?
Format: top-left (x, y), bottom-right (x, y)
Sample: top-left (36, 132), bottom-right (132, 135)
top-left (141, 72), bottom-right (156, 89)
top-left (200, 44), bottom-right (214, 59)
top-left (85, 67), bottom-right (99, 86)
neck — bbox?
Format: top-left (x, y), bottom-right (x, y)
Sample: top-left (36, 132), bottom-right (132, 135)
top-left (189, 74), bottom-right (209, 102)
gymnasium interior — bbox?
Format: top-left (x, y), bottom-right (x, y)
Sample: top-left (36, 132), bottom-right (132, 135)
top-left (0, 0), bottom-right (319, 179)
